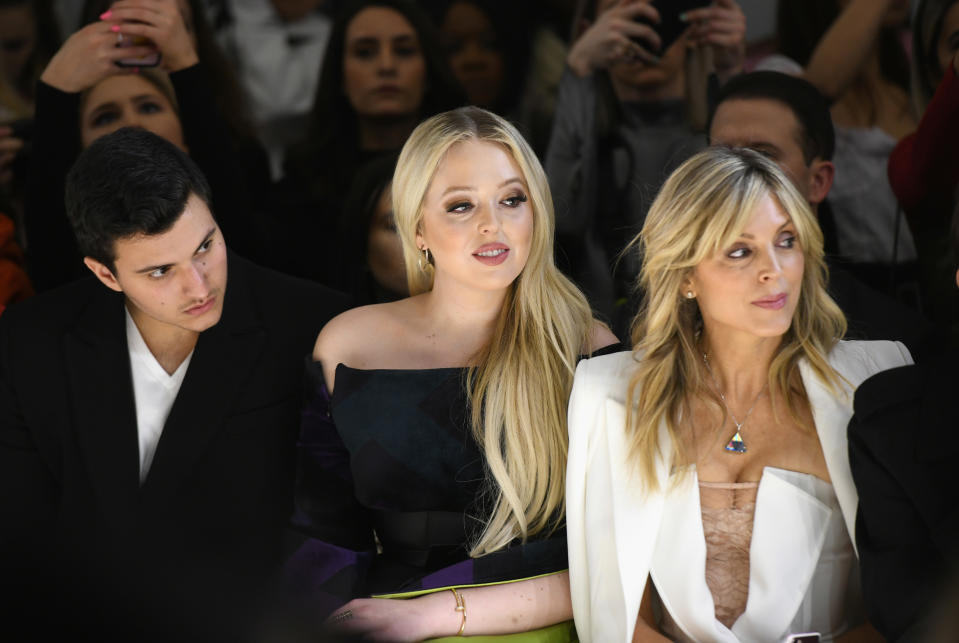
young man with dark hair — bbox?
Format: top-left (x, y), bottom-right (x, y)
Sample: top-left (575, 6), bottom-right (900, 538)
top-left (0, 128), bottom-right (348, 640)
top-left (708, 70), bottom-right (933, 360)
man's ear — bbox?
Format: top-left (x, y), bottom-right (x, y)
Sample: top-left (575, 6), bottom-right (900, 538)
top-left (955, 267), bottom-right (959, 290)
top-left (807, 159), bottom-right (834, 205)
top-left (83, 257), bottom-right (123, 293)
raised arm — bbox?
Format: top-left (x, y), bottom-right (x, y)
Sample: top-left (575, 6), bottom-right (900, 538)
top-left (802, 0), bottom-right (897, 101)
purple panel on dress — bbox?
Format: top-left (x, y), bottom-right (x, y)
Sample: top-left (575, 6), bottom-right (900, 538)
top-left (420, 557), bottom-right (475, 589)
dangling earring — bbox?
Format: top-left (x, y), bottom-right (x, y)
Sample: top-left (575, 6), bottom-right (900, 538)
top-left (418, 247), bottom-right (432, 272)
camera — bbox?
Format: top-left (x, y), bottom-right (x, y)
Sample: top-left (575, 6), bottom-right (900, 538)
top-left (115, 28), bottom-right (161, 68)
top-left (634, 0), bottom-right (711, 54)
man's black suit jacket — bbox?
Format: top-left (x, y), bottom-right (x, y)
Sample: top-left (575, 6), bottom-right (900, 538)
top-left (849, 354), bottom-right (959, 643)
top-left (0, 253), bottom-right (348, 641)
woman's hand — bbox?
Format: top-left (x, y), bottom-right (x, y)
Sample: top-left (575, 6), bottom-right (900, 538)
top-left (101, 0), bottom-right (199, 72)
top-left (39, 21), bottom-right (152, 93)
top-left (0, 126), bottom-right (24, 188)
top-left (567, 0), bottom-right (662, 77)
top-left (325, 593), bottom-right (460, 642)
top-left (682, 0), bottom-right (747, 81)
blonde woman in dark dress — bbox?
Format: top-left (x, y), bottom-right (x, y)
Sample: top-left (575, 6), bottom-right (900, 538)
top-left (287, 106), bottom-right (617, 641)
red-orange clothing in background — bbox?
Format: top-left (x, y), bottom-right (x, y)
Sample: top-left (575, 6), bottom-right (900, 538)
top-left (888, 64), bottom-right (959, 224)
top-left (0, 213), bottom-right (34, 314)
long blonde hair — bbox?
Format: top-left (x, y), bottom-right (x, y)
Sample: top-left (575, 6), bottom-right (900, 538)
top-left (625, 146), bottom-right (847, 490)
top-left (393, 107), bottom-right (595, 555)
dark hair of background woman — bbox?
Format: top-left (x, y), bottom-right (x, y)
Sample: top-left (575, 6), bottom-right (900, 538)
top-left (337, 152), bottom-right (403, 304)
top-left (776, 0), bottom-right (911, 98)
top-left (284, 0), bottom-right (464, 202)
top-left (80, 0), bottom-right (257, 143)
top-left (422, 0), bottom-right (533, 117)
top-left (1, 0), bottom-right (62, 103)
top-left (912, 0), bottom-right (959, 109)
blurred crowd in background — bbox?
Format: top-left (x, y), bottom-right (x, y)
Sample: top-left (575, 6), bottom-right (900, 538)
top-left (1, 0), bottom-right (957, 348)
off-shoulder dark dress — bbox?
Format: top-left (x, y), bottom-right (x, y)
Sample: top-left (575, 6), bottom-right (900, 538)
top-left (285, 347), bottom-right (620, 626)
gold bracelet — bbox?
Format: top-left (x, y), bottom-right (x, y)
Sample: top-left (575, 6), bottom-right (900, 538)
top-left (449, 587), bottom-right (466, 636)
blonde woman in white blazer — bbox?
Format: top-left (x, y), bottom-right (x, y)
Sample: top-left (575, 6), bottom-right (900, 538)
top-left (566, 147), bottom-right (912, 643)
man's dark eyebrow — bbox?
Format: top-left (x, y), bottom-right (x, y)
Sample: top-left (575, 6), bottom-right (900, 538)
top-left (194, 227), bottom-right (216, 254)
top-left (135, 262), bottom-right (173, 275)
top-left (749, 142), bottom-right (781, 155)
top-left (134, 227), bottom-right (216, 274)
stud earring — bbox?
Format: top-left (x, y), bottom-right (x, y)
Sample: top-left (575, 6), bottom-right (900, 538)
top-left (686, 291), bottom-right (695, 299)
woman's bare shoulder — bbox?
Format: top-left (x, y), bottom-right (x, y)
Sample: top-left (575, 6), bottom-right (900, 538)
top-left (312, 298), bottom-right (423, 389)
top-left (585, 320), bottom-right (620, 354)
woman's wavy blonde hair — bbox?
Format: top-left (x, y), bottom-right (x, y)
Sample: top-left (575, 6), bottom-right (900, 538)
top-left (625, 146), bottom-right (847, 490)
top-left (393, 106), bottom-right (595, 555)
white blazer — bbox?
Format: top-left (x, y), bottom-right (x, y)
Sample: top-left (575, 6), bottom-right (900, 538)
top-left (566, 340), bottom-right (913, 643)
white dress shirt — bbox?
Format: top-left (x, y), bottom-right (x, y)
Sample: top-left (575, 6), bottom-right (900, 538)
top-left (126, 310), bottom-right (193, 482)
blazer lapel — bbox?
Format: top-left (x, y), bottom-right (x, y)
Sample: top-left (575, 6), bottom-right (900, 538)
top-left (799, 360), bottom-right (859, 552)
top-left (915, 368), bottom-right (959, 556)
top-left (733, 470), bottom-right (832, 641)
top-left (650, 470), bottom-right (733, 642)
top-left (604, 398), bottom-right (668, 643)
top-left (139, 263), bottom-right (266, 505)
top-left (64, 288), bottom-right (140, 529)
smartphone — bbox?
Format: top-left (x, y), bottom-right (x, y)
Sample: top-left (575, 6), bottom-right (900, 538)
top-left (635, 0), bottom-right (711, 53)
top-left (115, 32), bottom-right (161, 68)
top-left (783, 634), bottom-right (821, 643)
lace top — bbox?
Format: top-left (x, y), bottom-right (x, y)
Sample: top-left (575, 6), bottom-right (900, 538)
top-left (699, 481), bottom-right (759, 628)
top-left (660, 468), bottom-right (856, 641)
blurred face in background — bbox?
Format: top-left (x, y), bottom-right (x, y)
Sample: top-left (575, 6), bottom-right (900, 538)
top-left (343, 6), bottom-right (427, 119)
top-left (367, 182), bottom-right (409, 296)
top-left (440, 1), bottom-right (504, 108)
top-left (0, 1), bottom-right (36, 90)
top-left (937, 1), bottom-right (959, 77)
top-left (80, 75), bottom-right (186, 151)
top-left (710, 98), bottom-right (815, 202)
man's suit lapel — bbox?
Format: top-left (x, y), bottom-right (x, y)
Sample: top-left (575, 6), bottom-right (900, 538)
top-left (64, 288), bottom-right (140, 527)
top-left (915, 367), bottom-right (959, 557)
top-left (139, 261), bottom-right (266, 505)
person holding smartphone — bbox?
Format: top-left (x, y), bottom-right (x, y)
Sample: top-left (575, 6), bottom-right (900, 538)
top-left (545, 0), bottom-right (746, 335)
top-left (24, 0), bottom-right (269, 291)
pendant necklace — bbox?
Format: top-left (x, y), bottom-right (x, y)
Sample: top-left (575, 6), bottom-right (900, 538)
top-left (702, 353), bottom-right (766, 454)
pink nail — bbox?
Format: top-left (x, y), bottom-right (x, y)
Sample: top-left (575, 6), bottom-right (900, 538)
top-left (100, 10), bottom-right (112, 20)
top-left (110, 24), bottom-right (120, 32)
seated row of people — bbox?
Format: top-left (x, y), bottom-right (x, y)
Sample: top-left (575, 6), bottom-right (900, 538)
top-left (2, 109), bottom-right (955, 640)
